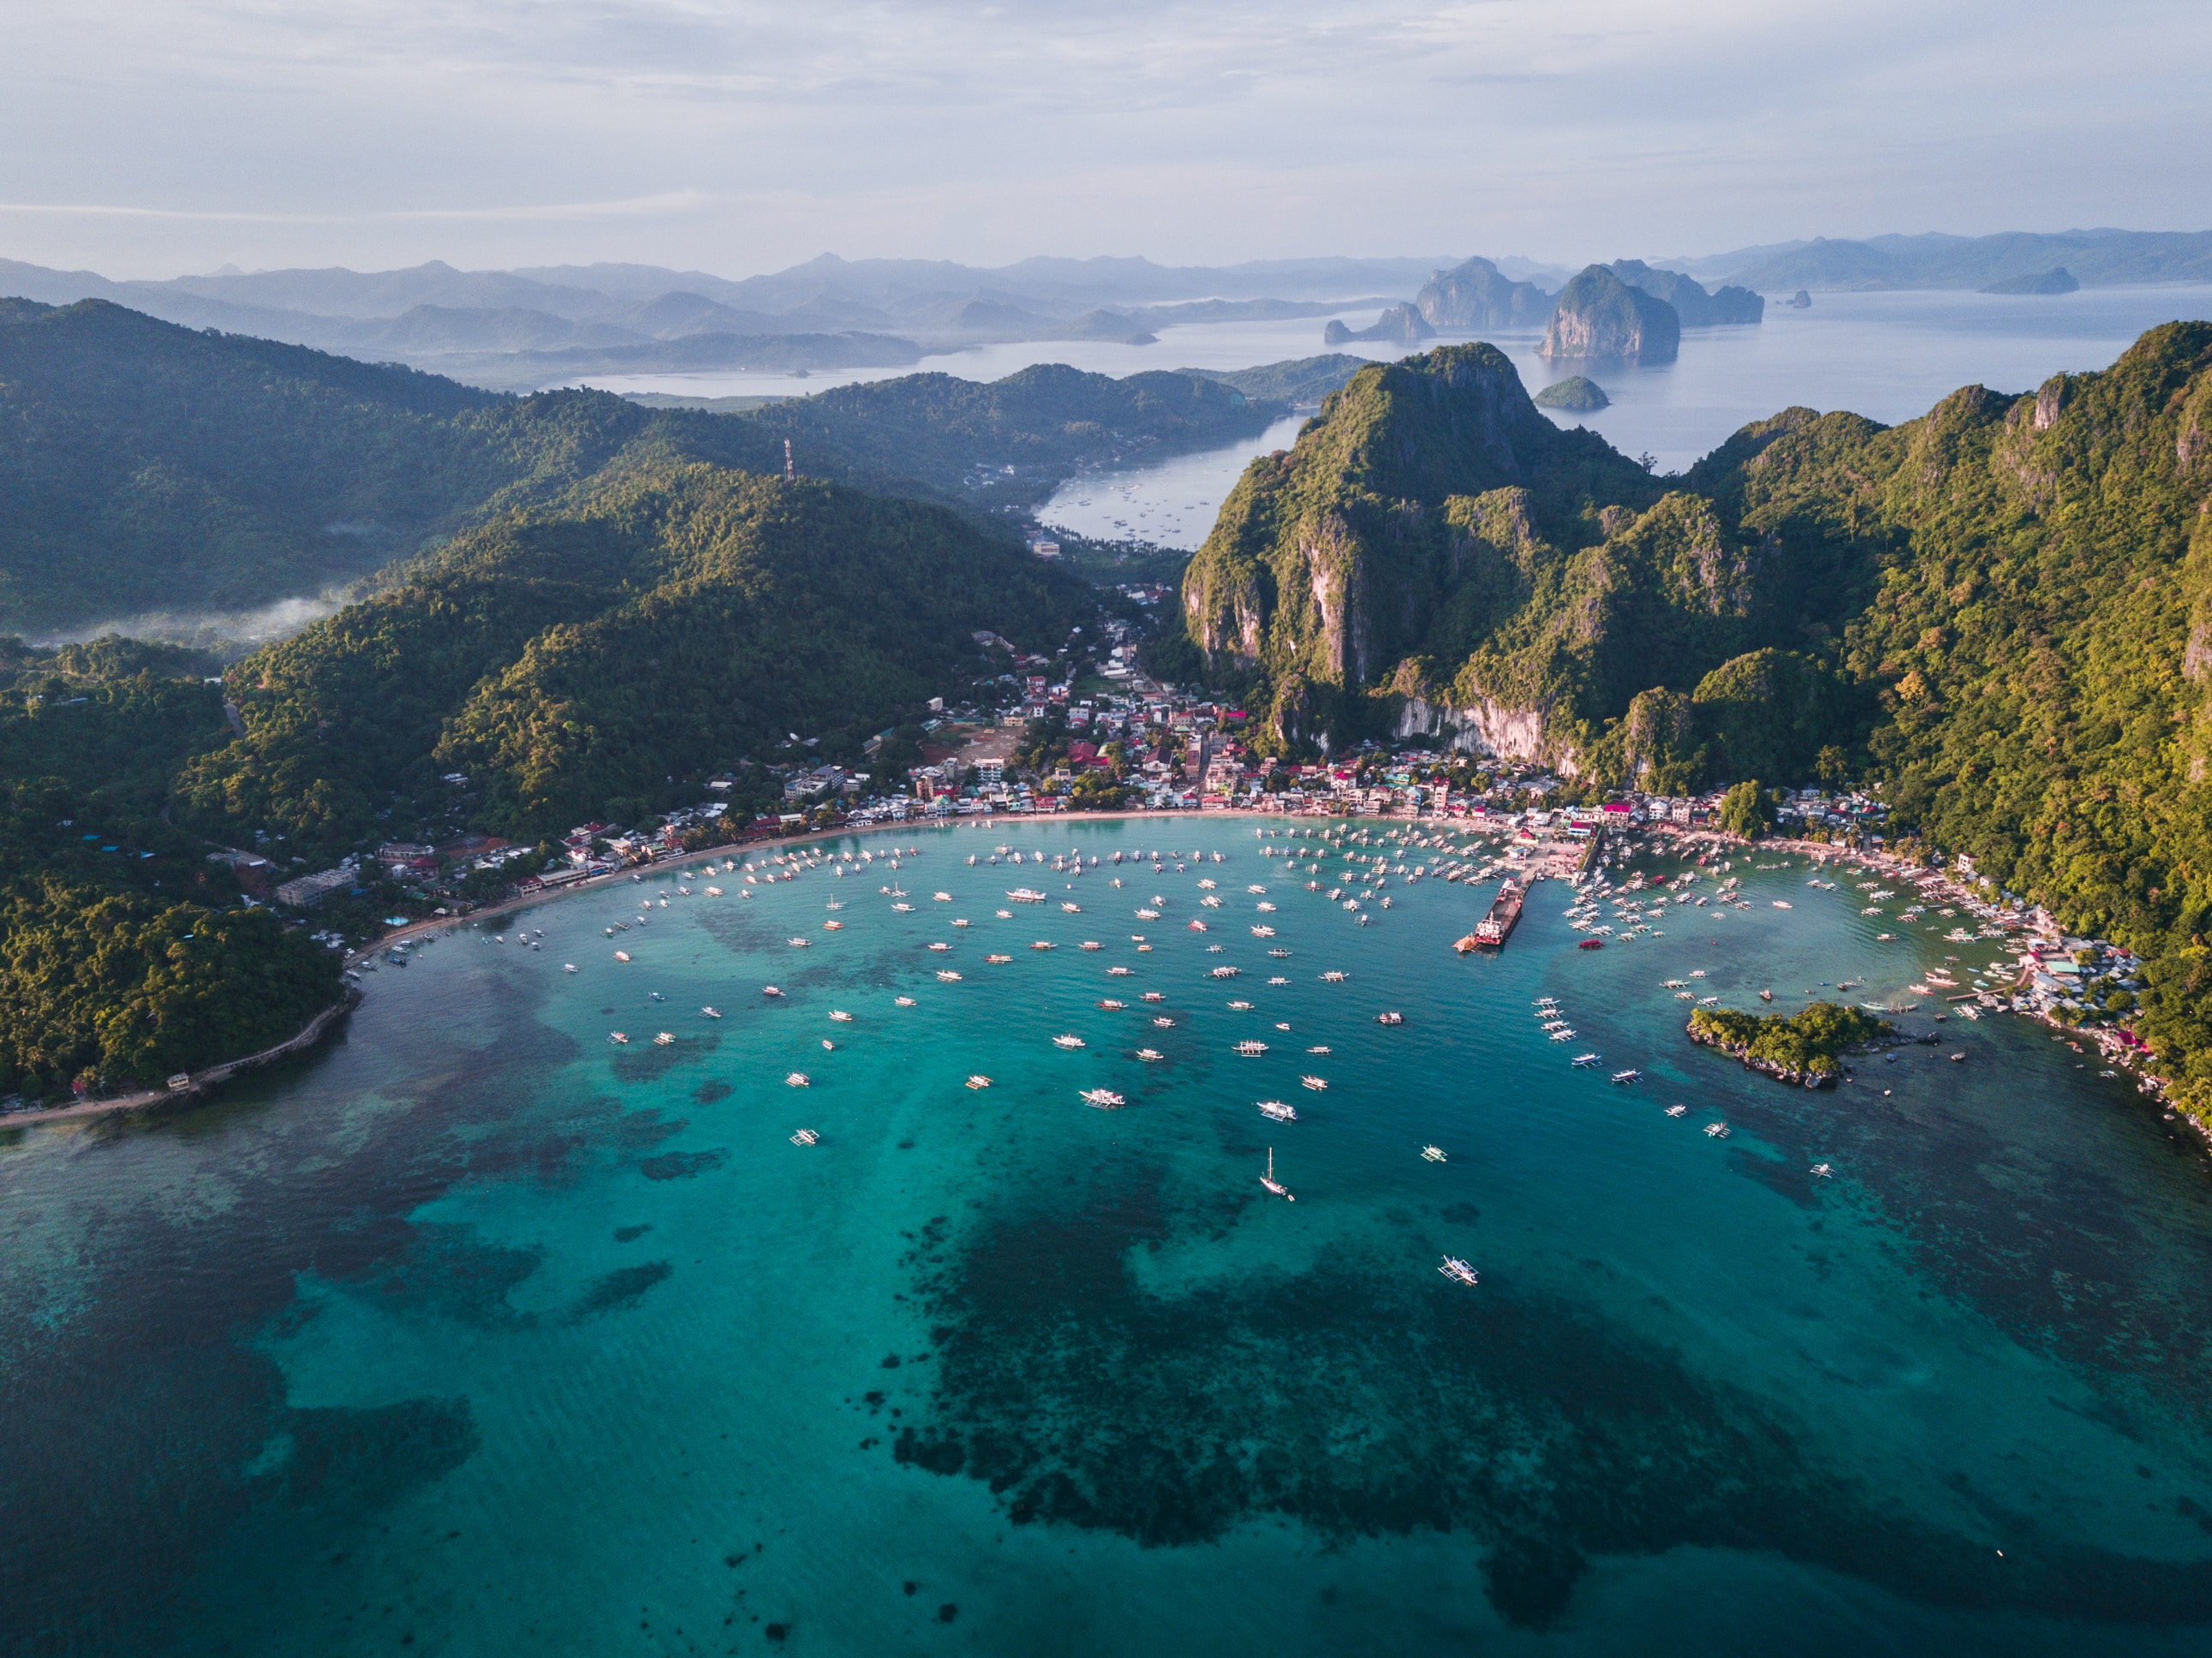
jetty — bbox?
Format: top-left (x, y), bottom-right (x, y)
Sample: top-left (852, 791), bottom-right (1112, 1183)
top-left (1457, 880), bottom-right (1525, 953)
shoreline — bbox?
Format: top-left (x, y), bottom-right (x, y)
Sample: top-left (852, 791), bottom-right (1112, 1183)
top-left (0, 987), bottom-right (362, 1132)
top-left (1646, 820), bottom-right (2198, 1144)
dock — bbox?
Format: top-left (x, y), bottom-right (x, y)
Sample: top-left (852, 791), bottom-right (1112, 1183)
top-left (1457, 880), bottom-right (1525, 952)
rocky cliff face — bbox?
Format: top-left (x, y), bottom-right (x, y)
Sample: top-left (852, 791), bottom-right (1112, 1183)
top-left (1538, 266), bottom-right (1681, 364)
top-left (1414, 257), bottom-right (1554, 331)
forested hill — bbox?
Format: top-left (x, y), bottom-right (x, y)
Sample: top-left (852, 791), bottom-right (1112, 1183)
top-left (179, 462), bottom-right (1088, 850)
top-left (1178, 322), bottom-right (2212, 1118)
top-left (0, 297), bottom-right (786, 632)
top-left (0, 638), bottom-right (342, 1100)
top-left (712, 363), bottom-right (1279, 503)
top-left (0, 298), bottom-right (1282, 635)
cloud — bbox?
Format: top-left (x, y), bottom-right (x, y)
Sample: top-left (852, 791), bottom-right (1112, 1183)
top-left (1, 1), bottom-right (2206, 276)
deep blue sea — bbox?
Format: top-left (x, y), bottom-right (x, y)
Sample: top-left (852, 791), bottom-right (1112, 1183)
top-left (6, 818), bottom-right (2211, 1655)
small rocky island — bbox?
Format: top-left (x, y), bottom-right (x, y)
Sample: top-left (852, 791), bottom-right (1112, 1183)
top-left (1534, 375), bottom-right (1609, 411)
top-left (1322, 303), bottom-right (1436, 347)
top-left (1538, 265), bottom-right (1680, 364)
top-left (1786, 289), bottom-right (1812, 308)
top-left (1687, 1002), bottom-right (1892, 1088)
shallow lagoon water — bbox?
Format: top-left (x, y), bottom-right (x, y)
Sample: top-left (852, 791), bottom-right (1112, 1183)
top-left (5, 819), bottom-right (2212, 1655)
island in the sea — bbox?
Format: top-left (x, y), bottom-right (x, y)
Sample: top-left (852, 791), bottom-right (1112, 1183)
top-left (1533, 375), bottom-right (1609, 411)
top-left (1322, 303), bottom-right (1435, 346)
top-left (1687, 1002), bottom-right (1893, 1087)
top-left (1980, 266), bottom-right (2081, 295)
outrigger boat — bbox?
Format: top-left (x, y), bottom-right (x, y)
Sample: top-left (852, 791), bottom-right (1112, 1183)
top-left (1257, 1100), bottom-right (1297, 1122)
top-left (1234, 1040), bottom-right (1269, 1055)
top-left (1438, 1255), bottom-right (1479, 1286)
top-left (1420, 1145), bottom-right (1446, 1163)
top-left (1081, 1088), bottom-right (1126, 1110)
top-left (790, 1129), bottom-right (819, 1146)
top-left (1611, 1069), bottom-right (1643, 1084)
top-left (965, 1074), bottom-right (991, 1089)
top-left (1570, 1053), bottom-right (1601, 1067)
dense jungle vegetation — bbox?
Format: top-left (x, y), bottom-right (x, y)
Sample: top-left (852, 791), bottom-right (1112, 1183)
top-left (0, 639), bottom-right (341, 1099)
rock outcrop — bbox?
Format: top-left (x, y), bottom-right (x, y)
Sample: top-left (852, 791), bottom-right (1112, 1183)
top-left (1414, 257), bottom-right (1555, 331)
top-left (1538, 267), bottom-right (1680, 364)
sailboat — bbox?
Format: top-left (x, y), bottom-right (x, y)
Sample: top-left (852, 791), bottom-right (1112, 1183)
top-left (1260, 1147), bottom-right (1295, 1202)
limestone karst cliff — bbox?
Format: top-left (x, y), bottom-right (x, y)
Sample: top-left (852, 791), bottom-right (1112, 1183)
top-left (1413, 257), bottom-right (1554, 331)
top-left (1538, 266), bottom-right (1681, 363)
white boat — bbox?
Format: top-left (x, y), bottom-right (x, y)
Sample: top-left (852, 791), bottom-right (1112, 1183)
top-left (1704, 1121), bottom-right (1731, 1137)
top-left (829, 1010), bottom-right (853, 1023)
top-left (1234, 1040), bottom-right (1268, 1055)
top-left (1227, 999), bottom-right (1253, 1011)
top-left (701, 1006), bottom-right (721, 1018)
top-left (965, 1074), bottom-right (992, 1089)
top-left (1439, 1256), bottom-right (1479, 1286)
top-left (790, 1129), bottom-right (819, 1146)
top-left (929, 941), bottom-right (951, 952)
top-left (563, 963), bottom-right (578, 973)
top-left (937, 969), bottom-right (963, 981)
top-left (1810, 1162), bottom-right (1834, 1178)
top-left (894, 996), bottom-right (915, 1007)
top-left (1300, 1075), bottom-right (1328, 1091)
top-left (1062, 902), bottom-right (1082, 913)
top-left (1306, 1045), bottom-right (1331, 1054)
top-left (608, 1031), bottom-right (629, 1044)
top-left (1136, 1048), bottom-right (1165, 1062)
top-left (1209, 966), bottom-right (1238, 979)
top-left (1153, 1016), bottom-right (1175, 1028)
top-left (1320, 971), bottom-right (1347, 983)
top-left (1257, 1100), bottom-right (1297, 1122)
top-left (613, 950), bottom-right (631, 963)
top-left (788, 937), bottom-right (811, 947)
top-left (1081, 1088), bottom-right (1125, 1110)
top-left (1052, 1034), bottom-right (1087, 1049)
top-left (1665, 1104), bottom-right (1689, 1118)
top-left (1420, 1145), bottom-right (1446, 1163)
top-left (1570, 1053), bottom-right (1601, 1067)
top-left (653, 1032), bottom-right (675, 1047)
top-left (1106, 965), bottom-right (1133, 977)
top-left (1259, 1147), bottom-right (1294, 1201)
top-left (785, 1071), bottom-right (810, 1087)
top-left (1611, 1069), bottom-right (1643, 1084)
top-left (1007, 888), bottom-right (1047, 903)
top-left (933, 892), bottom-right (951, 902)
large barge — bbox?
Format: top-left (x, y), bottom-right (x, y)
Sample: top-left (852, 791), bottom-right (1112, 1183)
top-left (1456, 880), bottom-right (1525, 953)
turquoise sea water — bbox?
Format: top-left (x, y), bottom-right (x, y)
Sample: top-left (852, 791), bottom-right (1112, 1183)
top-left (6, 817), bottom-right (2212, 1655)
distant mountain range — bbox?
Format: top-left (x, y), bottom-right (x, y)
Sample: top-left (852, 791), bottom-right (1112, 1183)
top-left (1676, 229), bottom-right (2212, 293)
top-left (2, 231), bottom-right (2203, 397)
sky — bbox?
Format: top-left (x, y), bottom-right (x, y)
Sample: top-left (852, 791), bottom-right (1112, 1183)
top-left (4, 0), bottom-right (2209, 280)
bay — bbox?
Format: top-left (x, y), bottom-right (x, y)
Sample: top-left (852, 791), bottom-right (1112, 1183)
top-left (5, 819), bottom-right (2210, 1655)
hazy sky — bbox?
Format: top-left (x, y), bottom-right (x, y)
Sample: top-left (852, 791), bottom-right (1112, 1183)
top-left (6, 1), bottom-right (2208, 278)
